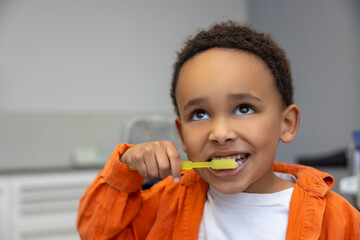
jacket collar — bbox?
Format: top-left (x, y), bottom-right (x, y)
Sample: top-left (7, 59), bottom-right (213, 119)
top-left (274, 162), bottom-right (334, 197)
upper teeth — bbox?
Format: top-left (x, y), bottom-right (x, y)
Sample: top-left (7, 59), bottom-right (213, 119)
top-left (211, 154), bottom-right (248, 161)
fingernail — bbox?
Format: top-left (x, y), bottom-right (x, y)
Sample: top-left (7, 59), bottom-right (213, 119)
top-left (173, 177), bottom-right (180, 183)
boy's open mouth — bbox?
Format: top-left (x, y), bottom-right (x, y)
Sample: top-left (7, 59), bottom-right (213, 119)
top-left (208, 153), bottom-right (250, 170)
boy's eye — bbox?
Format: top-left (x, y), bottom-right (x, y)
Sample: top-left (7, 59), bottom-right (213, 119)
top-left (191, 110), bottom-right (209, 121)
top-left (235, 105), bottom-right (255, 115)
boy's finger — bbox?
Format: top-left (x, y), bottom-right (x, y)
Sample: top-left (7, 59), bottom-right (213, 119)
top-left (166, 144), bottom-right (181, 183)
top-left (154, 149), bottom-right (170, 178)
top-left (134, 161), bottom-right (149, 178)
top-left (130, 152), bottom-right (150, 178)
top-left (144, 153), bottom-right (160, 179)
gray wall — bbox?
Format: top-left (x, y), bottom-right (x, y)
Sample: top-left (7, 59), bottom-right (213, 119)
top-left (0, 0), bottom-right (248, 170)
top-left (249, 0), bottom-right (360, 164)
top-left (0, 0), bottom-right (248, 113)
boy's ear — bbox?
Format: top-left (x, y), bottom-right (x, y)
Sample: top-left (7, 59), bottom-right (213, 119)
top-left (175, 118), bottom-right (187, 153)
top-left (280, 104), bottom-right (300, 143)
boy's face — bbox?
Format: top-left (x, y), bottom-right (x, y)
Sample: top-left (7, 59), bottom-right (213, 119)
top-left (175, 48), bottom-right (295, 194)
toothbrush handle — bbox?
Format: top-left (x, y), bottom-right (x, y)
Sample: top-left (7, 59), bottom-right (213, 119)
top-left (129, 161), bottom-right (211, 171)
top-left (128, 165), bottom-right (136, 170)
top-left (181, 161), bottom-right (210, 170)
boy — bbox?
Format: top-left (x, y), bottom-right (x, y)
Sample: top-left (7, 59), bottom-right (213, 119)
top-left (77, 21), bottom-right (359, 239)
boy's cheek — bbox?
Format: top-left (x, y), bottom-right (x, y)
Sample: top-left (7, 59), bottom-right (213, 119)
top-left (181, 134), bottom-right (204, 159)
top-left (180, 131), bottom-right (195, 154)
top-left (244, 124), bottom-right (281, 150)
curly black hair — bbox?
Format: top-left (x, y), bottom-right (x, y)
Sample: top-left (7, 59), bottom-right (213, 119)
top-left (170, 21), bottom-right (293, 116)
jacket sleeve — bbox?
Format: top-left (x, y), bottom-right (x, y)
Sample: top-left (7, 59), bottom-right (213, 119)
top-left (76, 144), bottom-right (164, 240)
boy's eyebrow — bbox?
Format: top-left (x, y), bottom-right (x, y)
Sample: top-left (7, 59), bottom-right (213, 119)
top-left (228, 93), bottom-right (262, 102)
top-left (183, 97), bottom-right (207, 111)
top-left (183, 93), bottom-right (261, 111)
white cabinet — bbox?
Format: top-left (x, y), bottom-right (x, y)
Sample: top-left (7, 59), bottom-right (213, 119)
top-left (0, 170), bottom-right (99, 240)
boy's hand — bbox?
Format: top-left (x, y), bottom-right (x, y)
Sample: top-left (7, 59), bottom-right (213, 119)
top-left (120, 141), bottom-right (182, 183)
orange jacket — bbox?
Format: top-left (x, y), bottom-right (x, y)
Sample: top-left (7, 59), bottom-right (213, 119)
top-left (77, 144), bottom-right (360, 239)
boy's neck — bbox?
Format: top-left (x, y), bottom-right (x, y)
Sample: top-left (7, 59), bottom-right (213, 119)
top-left (243, 170), bottom-right (294, 194)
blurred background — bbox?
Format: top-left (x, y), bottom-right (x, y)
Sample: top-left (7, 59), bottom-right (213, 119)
top-left (0, 0), bottom-right (359, 239)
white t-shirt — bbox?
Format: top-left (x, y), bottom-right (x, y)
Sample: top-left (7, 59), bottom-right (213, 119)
top-left (198, 172), bottom-right (296, 240)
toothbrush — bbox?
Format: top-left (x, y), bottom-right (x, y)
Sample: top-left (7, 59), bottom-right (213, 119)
top-left (181, 159), bottom-right (235, 170)
top-left (128, 159), bottom-right (236, 170)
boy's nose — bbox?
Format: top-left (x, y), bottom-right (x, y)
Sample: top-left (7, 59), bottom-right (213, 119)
top-left (208, 119), bottom-right (236, 145)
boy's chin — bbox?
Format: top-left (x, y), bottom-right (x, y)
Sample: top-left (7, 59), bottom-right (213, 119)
top-left (194, 169), bottom-right (248, 194)
top-left (211, 183), bottom-right (248, 194)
